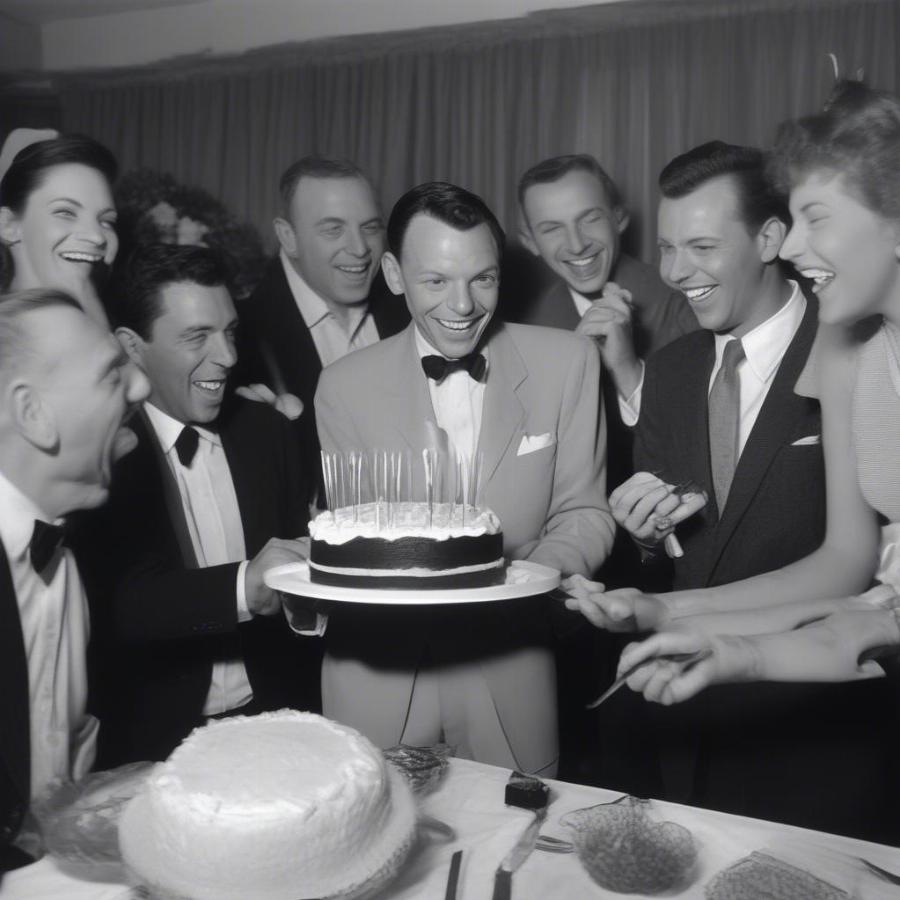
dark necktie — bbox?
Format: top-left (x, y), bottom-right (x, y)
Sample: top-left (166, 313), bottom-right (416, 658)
top-left (30, 520), bottom-right (66, 574)
top-left (708, 338), bottom-right (746, 514)
top-left (174, 426), bottom-right (200, 467)
top-left (421, 352), bottom-right (487, 384)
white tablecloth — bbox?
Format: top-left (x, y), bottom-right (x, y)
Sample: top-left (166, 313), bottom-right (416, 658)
top-left (3, 757), bottom-right (899, 899)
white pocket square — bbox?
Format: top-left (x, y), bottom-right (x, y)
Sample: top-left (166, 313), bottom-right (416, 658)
top-left (517, 432), bottom-right (556, 456)
top-left (791, 435), bottom-right (821, 446)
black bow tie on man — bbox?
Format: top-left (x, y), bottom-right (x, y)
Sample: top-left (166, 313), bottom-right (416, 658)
top-left (421, 352), bottom-right (487, 384)
top-left (30, 519), bottom-right (66, 574)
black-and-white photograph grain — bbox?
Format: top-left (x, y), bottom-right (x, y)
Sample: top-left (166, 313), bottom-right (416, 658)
top-left (1, 0), bottom-right (899, 896)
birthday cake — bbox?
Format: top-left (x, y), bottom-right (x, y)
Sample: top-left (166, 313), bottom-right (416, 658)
top-left (118, 711), bottom-right (417, 900)
top-left (308, 501), bottom-right (505, 589)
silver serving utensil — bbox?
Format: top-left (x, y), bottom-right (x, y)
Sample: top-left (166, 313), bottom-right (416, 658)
top-left (585, 648), bottom-right (713, 710)
top-left (491, 808), bottom-right (548, 900)
top-left (535, 834), bottom-right (574, 854)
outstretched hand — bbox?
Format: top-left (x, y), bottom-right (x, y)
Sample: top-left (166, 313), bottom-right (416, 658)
top-left (616, 604), bottom-right (900, 706)
top-left (561, 574), bottom-right (670, 632)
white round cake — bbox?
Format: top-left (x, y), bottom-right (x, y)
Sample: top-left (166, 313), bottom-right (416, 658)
top-left (118, 711), bottom-right (418, 900)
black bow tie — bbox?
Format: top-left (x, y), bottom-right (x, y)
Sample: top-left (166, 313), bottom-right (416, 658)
top-left (421, 352), bottom-right (487, 384)
top-left (174, 426), bottom-right (200, 467)
top-left (30, 520), bottom-right (66, 574)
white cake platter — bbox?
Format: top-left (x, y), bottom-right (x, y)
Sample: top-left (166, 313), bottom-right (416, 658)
top-left (265, 559), bottom-right (561, 606)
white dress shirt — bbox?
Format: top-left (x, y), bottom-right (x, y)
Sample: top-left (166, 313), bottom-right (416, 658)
top-left (280, 250), bottom-right (380, 368)
top-left (0, 470), bottom-right (97, 803)
top-left (710, 281), bottom-right (806, 455)
top-left (614, 281), bottom-right (805, 431)
top-left (143, 403), bottom-right (253, 716)
top-left (415, 327), bottom-right (488, 465)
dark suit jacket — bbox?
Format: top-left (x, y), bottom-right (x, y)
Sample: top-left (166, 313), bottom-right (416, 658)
top-left (608, 295), bottom-right (898, 840)
top-left (634, 294), bottom-right (825, 590)
top-left (77, 397), bottom-right (319, 765)
top-left (237, 257), bottom-right (410, 498)
top-left (0, 545), bottom-right (31, 873)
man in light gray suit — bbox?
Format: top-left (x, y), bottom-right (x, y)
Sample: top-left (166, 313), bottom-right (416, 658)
top-left (314, 182), bottom-right (614, 775)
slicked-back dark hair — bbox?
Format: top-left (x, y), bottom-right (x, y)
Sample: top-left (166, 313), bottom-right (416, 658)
top-left (278, 156), bottom-right (371, 214)
top-left (768, 80), bottom-right (900, 221)
top-left (387, 182), bottom-right (505, 260)
top-left (517, 154), bottom-right (622, 215)
top-left (109, 243), bottom-right (229, 339)
top-left (659, 140), bottom-right (788, 232)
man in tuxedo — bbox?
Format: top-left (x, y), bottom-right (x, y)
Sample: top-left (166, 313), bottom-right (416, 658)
top-left (564, 143), bottom-right (890, 838)
top-left (315, 182), bottom-right (615, 776)
top-left (0, 289), bottom-right (149, 871)
top-left (240, 157), bottom-right (409, 494)
top-left (81, 244), bottom-right (316, 766)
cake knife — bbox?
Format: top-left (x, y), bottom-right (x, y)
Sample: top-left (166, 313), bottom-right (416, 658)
top-left (585, 648), bottom-right (713, 710)
top-left (491, 808), bottom-right (547, 900)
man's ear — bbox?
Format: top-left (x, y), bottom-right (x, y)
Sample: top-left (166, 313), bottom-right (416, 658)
top-left (757, 216), bottom-right (788, 263)
top-left (8, 380), bottom-right (58, 451)
top-left (381, 252), bottom-right (406, 296)
top-left (273, 217), bottom-right (298, 257)
top-left (614, 207), bottom-right (631, 236)
top-left (0, 206), bottom-right (21, 246)
top-left (116, 327), bottom-right (145, 367)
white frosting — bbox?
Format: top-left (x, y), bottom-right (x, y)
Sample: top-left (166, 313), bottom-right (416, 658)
top-left (119, 711), bottom-right (417, 900)
top-left (310, 501), bottom-right (501, 545)
top-left (308, 558), bottom-right (505, 577)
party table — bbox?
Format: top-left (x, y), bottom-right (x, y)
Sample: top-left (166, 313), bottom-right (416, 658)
top-left (2, 757), bottom-right (899, 899)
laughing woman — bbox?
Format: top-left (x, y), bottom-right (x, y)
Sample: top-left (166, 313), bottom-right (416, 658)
top-left (0, 134), bottom-right (119, 326)
top-left (575, 80), bottom-right (900, 703)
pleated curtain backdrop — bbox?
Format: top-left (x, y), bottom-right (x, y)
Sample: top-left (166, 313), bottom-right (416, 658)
top-left (57, 0), bottom-right (900, 260)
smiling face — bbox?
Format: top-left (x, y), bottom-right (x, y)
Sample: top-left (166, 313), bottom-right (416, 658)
top-left (521, 169), bottom-right (626, 297)
top-left (1, 163), bottom-right (118, 297)
top-left (383, 214), bottom-right (499, 358)
top-left (29, 305), bottom-right (150, 513)
top-left (780, 170), bottom-right (900, 326)
top-left (278, 175), bottom-right (385, 310)
top-left (657, 175), bottom-right (780, 337)
top-left (129, 281), bottom-right (238, 426)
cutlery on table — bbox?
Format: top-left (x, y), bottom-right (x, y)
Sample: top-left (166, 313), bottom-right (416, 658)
top-left (585, 648), bottom-right (713, 710)
top-left (444, 848), bottom-right (463, 900)
top-left (492, 808), bottom-right (548, 900)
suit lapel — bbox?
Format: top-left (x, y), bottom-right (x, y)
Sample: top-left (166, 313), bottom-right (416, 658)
top-left (383, 325), bottom-right (442, 456)
top-left (681, 336), bottom-right (717, 503)
top-left (265, 261), bottom-right (323, 405)
top-left (479, 325), bottom-right (528, 485)
top-left (709, 299), bottom-right (819, 570)
top-left (536, 280), bottom-right (582, 330)
top-left (0, 543), bottom-right (29, 806)
top-left (219, 409), bottom-right (263, 554)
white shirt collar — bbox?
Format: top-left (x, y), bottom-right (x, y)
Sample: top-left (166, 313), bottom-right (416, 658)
top-left (714, 280), bottom-right (805, 382)
top-left (567, 286), bottom-right (593, 318)
top-left (0, 468), bottom-right (54, 561)
top-left (279, 249), bottom-right (334, 329)
top-left (143, 402), bottom-right (222, 454)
